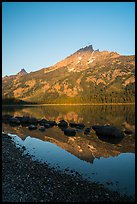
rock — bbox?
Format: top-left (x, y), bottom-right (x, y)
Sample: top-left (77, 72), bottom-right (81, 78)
top-left (28, 125), bottom-right (37, 130)
top-left (21, 116), bottom-right (30, 124)
top-left (58, 120), bottom-right (68, 128)
top-left (38, 119), bottom-right (57, 127)
top-left (2, 114), bottom-right (12, 123)
top-left (64, 129), bottom-right (76, 136)
top-left (77, 123), bottom-right (85, 129)
top-left (38, 119), bottom-right (48, 126)
top-left (59, 120), bottom-right (66, 123)
top-left (9, 117), bottom-right (20, 125)
top-left (14, 116), bottom-right (23, 122)
top-left (69, 123), bottom-right (85, 129)
top-left (84, 127), bottom-right (91, 135)
top-left (69, 123), bottom-right (78, 128)
top-left (44, 124), bottom-right (52, 129)
top-left (75, 129), bottom-right (83, 133)
top-left (29, 117), bottom-right (38, 125)
top-left (47, 121), bottom-right (57, 127)
top-left (39, 126), bottom-right (46, 131)
top-left (124, 129), bottom-right (133, 135)
top-left (92, 125), bottom-right (124, 138)
top-left (19, 116), bottom-right (38, 125)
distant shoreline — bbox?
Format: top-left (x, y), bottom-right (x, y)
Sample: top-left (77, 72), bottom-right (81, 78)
top-left (2, 103), bottom-right (135, 107)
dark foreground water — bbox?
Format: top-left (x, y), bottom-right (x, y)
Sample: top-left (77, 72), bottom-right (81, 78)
top-left (2, 105), bottom-right (135, 197)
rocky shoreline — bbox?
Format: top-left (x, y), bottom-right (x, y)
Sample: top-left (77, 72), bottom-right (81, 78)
top-left (3, 114), bottom-right (133, 138)
top-left (2, 133), bottom-right (134, 202)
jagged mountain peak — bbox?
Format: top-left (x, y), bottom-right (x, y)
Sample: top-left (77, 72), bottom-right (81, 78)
top-left (76, 44), bottom-right (94, 53)
top-left (2, 45), bottom-right (135, 105)
top-left (17, 68), bottom-right (27, 76)
top-left (52, 44), bottom-right (97, 70)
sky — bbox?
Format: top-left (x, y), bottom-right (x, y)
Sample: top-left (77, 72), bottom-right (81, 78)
top-left (2, 2), bottom-right (135, 76)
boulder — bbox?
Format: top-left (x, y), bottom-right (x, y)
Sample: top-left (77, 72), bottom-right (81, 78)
top-left (44, 124), bottom-right (51, 129)
top-left (77, 123), bottom-right (85, 129)
top-left (84, 127), bottom-right (91, 135)
top-left (28, 125), bottom-right (37, 130)
top-left (69, 123), bottom-right (78, 128)
top-left (58, 120), bottom-right (68, 128)
top-left (59, 120), bottom-right (67, 123)
top-left (38, 119), bottom-right (48, 126)
top-left (15, 116), bottom-right (23, 122)
top-left (69, 122), bottom-right (85, 129)
top-left (75, 129), bottom-right (83, 132)
top-left (2, 114), bottom-right (12, 123)
top-left (21, 116), bottom-right (30, 124)
top-left (124, 129), bottom-right (133, 135)
top-left (39, 126), bottom-right (46, 131)
top-left (47, 121), bottom-right (57, 126)
top-left (29, 117), bottom-right (38, 125)
top-left (9, 117), bottom-right (20, 125)
top-left (64, 128), bottom-right (76, 136)
top-left (92, 125), bottom-right (124, 138)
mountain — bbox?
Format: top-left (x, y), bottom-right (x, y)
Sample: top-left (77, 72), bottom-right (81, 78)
top-left (2, 45), bottom-right (135, 104)
top-left (17, 68), bottom-right (27, 76)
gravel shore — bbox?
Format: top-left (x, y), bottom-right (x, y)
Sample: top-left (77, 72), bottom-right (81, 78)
top-left (2, 133), bottom-right (134, 202)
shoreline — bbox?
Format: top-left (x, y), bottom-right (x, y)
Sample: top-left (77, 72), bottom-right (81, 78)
top-left (2, 133), bottom-right (134, 202)
top-left (2, 103), bottom-right (135, 107)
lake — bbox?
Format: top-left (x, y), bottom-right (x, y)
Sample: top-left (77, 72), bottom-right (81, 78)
top-left (2, 105), bottom-right (135, 197)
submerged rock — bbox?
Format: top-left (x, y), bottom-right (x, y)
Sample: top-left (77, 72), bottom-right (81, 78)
top-left (38, 119), bottom-right (48, 126)
top-left (9, 117), bottom-right (20, 125)
top-left (58, 120), bottom-right (68, 128)
top-left (21, 116), bottom-right (30, 124)
top-left (44, 124), bottom-right (51, 129)
top-left (28, 125), bottom-right (37, 130)
top-left (69, 123), bottom-right (85, 129)
top-left (15, 116), bottom-right (24, 122)
top-left (29, 117), bottom-right (38, 125)
top-left (84, 128), bottom-right (91, 135)
top-left (64, 128), bottom-right (76, 136)
top-left (39, 126), bottom-right (46, 131)
top-left (47, 121), bottom-right (57, 127)
top-left (124, 129), bottom-right (133, 135)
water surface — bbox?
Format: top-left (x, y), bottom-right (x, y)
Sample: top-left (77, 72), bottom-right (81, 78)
top-left (2, 105), bottom-right (135, 197)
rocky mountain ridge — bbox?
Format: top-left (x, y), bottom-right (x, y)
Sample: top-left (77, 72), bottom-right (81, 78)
top-left (2, 45), bottom-right (135, 104)
top-left (17, 68), bottom-right (27, 76)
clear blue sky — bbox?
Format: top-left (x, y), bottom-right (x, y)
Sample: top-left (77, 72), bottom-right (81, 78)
top-left (2, 2), bottom-right (135, 76)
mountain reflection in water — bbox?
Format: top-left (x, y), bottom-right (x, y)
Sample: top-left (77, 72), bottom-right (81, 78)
top-left (2, 105), bottom-right (135, 197)
top-left (2, 105), bottom-right (135, 163)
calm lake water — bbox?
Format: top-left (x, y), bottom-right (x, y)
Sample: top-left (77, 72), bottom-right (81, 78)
top-left (2, 105), bottom-right (135, 197)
